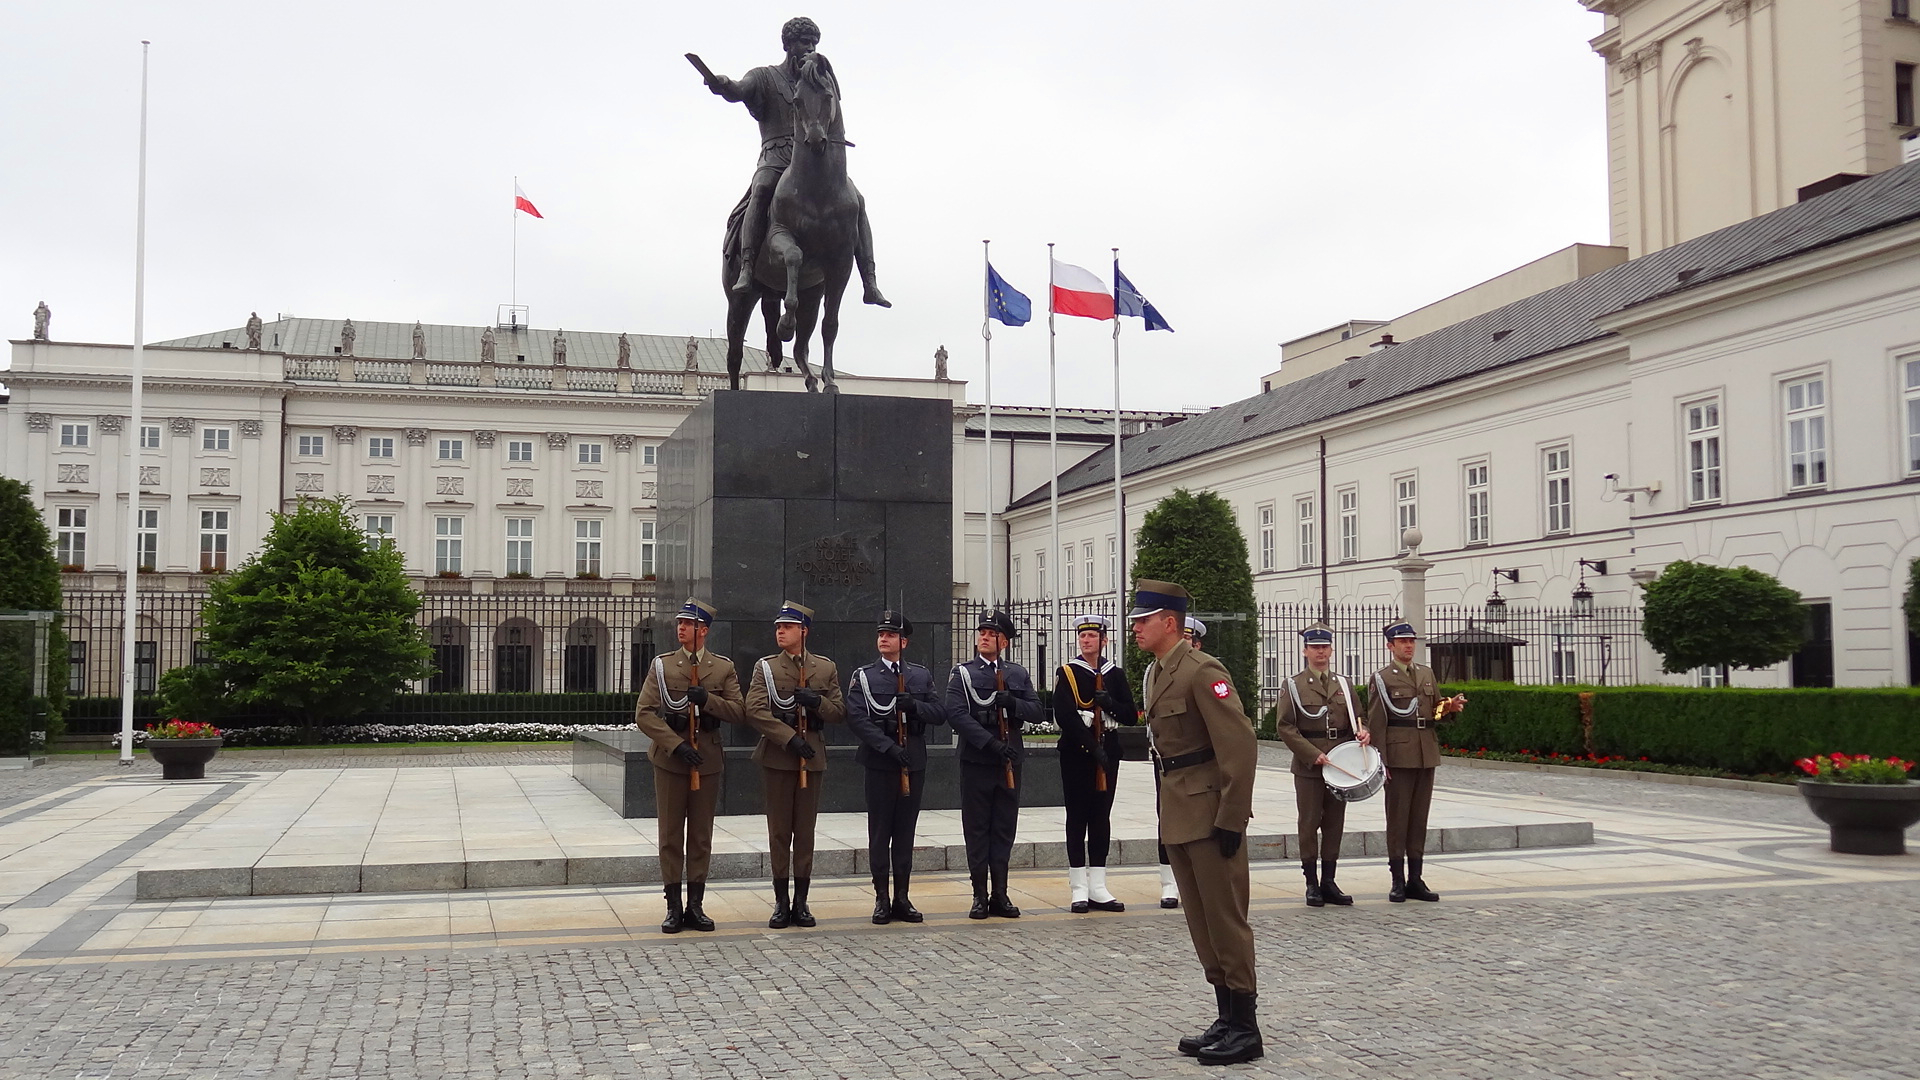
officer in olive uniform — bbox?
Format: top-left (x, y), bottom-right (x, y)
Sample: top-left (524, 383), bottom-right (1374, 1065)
top-left (1051, 614), bottom-right (1137, 914)
top-left (634, 598), bottom-right (747, 933)
top-left (1273, 623), bottom-right (1369, 908)
top-left (945, 609), bottom-right (1043, 920)
top-left (744, 601), bottom-right (846, 928)
top-left (1367, 621), bottom-right (1467, 903)
top-left (844, 609), bottom-right (942, 925)
top-left (1131, 580), bottom-right (1262, 1066)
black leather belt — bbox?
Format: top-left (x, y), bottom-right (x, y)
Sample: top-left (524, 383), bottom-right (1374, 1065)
top-left (1156, 747), bottom-right (1215, 775)
top-left (1386, 715), bottom-right (1429, 729)
top-left (1321, 727), bottom-right (1355, 741)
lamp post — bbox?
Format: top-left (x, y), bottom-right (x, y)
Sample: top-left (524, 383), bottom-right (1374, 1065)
top-left (1572, 559), bottom-right (1607, 619)
top-left (1486, 567), bottom-right (1519, 626)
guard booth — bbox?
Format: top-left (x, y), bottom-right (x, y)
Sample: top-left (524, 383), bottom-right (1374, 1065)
top-left (0, 609), bottom-right (57, 768)
top-left (1426, 626), bottom-right (1529, 683)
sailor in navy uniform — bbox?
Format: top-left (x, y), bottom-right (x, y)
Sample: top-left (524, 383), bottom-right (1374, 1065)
top-left (844, 609), bottom-right (942, 924)
top-left (1052, 614), bottom-right (1138, 913)
top-left (945, 609), bottom-right (1044, 919)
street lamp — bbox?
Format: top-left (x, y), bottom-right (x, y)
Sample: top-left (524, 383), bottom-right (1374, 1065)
top-left (1571, 558), bottom-right (1607, 618)
top-left (1486, 567), bottom-right (1519, 625)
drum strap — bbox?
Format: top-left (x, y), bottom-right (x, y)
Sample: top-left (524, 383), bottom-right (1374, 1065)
top-left (1334, 674), bottom-right (1367, 741)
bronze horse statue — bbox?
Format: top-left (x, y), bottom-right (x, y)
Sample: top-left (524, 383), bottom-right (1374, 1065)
top-left (720, 53), bottom-right (882, 392)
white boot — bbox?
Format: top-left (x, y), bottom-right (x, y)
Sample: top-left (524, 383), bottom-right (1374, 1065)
top-left (1069, 865), bottom-right (1090, 913)
top-left (1159, 864), bottom-right (1181, 909)
top-left (1087, 866), bottom-right (1124, 912)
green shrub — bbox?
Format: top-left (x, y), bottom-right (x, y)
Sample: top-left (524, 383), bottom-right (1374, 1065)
top-left (1588, 688), bottom-right (1920, 774)
top-left (62, 692), bottom-right (638, 735)
top-left (1432, 681), bottom-right (1588, 756)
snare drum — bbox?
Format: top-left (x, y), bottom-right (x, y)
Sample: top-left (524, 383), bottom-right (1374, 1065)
top-left (1321, 741), bottom-right (1386, 802)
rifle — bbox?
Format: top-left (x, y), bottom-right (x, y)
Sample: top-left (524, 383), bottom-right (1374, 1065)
top-left (1062, 663), bottom-right (1107, 793)
top-left (896, 664), bottom-right (911, 796)
top-left (687, 655), bottom-right (702, 793)
top-left (995, 666), bottom-right (1016, 791)
top-left (795, 653), bottom-right (810, 792)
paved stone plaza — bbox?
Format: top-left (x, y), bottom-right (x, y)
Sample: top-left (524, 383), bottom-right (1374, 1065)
top-left (0, 750), bottom-right (1915, 1079)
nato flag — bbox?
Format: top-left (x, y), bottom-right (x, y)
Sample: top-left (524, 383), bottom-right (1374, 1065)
top-left (1114, 263), bottom-right (1173, 332)
top-left (987, 264), bottom-right (1032, 327)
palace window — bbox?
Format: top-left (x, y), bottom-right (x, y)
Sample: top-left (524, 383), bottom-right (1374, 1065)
top-left (435, 516), bottom-right (463, 574)
top-left (437, 438), bottom-right (464, 462)
top-left (642, 444), bottom-right (658, 466)
top-left (1900, 62), bottom-right (1916, 126)
top-left (577, 442), bottom-right (603, 466)
top-left (1257, 503), bottom-right (1275, 571)
top-left (364, 514), bottom-right (395, 549)
top-left (1903, 357), bottom-right (1920, 475)
top-left (1464, 462), bottom-right (1491, 545)
top-left (508, 439), bottom-right (534, 463)
top-left (136, 507), bottom-right (158, 571)
top-left (297, 434), bottom-right (326, 457)
top-left (1337, 486), bottom-right (1359, 562)
top-left (505, 518), bottom-right (534, 575)
top-left (67, 640), bottom-right (87, 696)
top-left (140, 425), bottom-right (162, 450)
top-left (1296, 496), bottom-right (1316, 568)
top-left (201, 426), bottom-right (231, 452)
top-left (575, 519), bottom-right (603, 576)
top-left (1013, 555), bottom-right (1022, 598)
top-left (1082, 541), bottom-right (1094, 596)
top-left (59, 422), bottom-right (90, 448)
top-left (1106, 536), bottom-right (1117, 590)
top-left (199, 509), bottom-right (229, 572)
top-left (55, 508), bottom-right (86, 568)
top-left (367, 436), bottom-right (395, 460)
top-left (1685, 398), bottom-right (1723, 504)
top-left (1784, 376), bottom-right (1828, 490)
top-left (1543, 445), bottom-right (1572, 535)
top-left (1062, 545), bottom-right (1074, 596)
top-left (640, 521), bottom-right (657, 578)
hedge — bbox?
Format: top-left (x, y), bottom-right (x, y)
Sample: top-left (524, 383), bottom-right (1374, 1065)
top-left (63, 692), bottom-right (639, 735)
top-left (1432, 683), bottom-right (1920, 775)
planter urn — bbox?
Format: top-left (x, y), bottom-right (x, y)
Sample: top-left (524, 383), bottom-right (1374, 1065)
top-left (146, 737), bottom-right (223, 780)
top-left (1797, 780), bottom-right (1920, 855)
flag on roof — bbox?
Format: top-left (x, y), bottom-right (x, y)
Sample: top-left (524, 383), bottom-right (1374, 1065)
top-left (987, 264), bottom-right (1032, 327)
top-left (1114, 262), bottom-right (1172, 332)
top-left (1051, 259), bottom-right (1114, 320)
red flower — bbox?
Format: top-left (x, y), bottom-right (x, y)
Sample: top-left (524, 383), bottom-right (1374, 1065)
top-left (1829, 752), bottom-right (1849, 766)
top-left (1794, 758), bottom-right (1817, 776)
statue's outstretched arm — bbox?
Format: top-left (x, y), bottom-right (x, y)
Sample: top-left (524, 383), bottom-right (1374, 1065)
top-left (687, 53), bottom-right (745, 102)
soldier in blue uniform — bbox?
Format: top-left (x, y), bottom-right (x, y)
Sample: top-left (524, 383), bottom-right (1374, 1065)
top-left (844, 610), bottom-right (942, 924)
top-left (945, 609), bottom-right (1044, 919)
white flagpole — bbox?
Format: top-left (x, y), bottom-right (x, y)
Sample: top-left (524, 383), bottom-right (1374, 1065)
top-left (982, 239), bottom-right (995, 609)
top-left (1111, 249), bottom-right (1125, 672)
top-left (1047, 244), bottom-right (1060, 669)
top-left (120, 40), bottom-right (152, 765)
top-left (511, 175), bottom-right (519, 312)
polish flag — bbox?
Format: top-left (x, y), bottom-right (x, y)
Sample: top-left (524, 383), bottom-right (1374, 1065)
top-left (514, 183), bottom-right (543, 219)
top-left (1051, 259), bottom-right (1113, 320)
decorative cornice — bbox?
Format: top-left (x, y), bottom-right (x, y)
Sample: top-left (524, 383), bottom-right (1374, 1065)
top-left (405, 428), bottom-right (430, 446)
top-left (472, 430), bottom-right (497, 448)
top-left (239, 420), bottom-right (263, 438)
top-left (25, 413), bottom-right (51, 432)
top-left (169, 417), bottom-right (195, 435)
top-left (96, 414), bottom-right (124, 434)
top-left (611, 433), bottom-right (635, 451)
top-left (332, 425), bottom-right (359, 442)
top-left (545, 432), bottom-right (571, 450)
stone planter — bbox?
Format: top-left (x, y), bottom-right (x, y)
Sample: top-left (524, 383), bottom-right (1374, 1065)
top-left (146, 737), bottom-right (223, 780)
top-left (1797, 780), bottom-right (1920, 855)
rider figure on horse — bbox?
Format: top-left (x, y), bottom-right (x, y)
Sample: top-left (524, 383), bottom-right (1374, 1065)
top-left (697, 16), bottom-right (889, 308)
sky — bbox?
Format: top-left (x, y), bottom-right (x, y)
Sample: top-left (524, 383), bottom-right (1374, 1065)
top-left (1, 1), bottom-right (1609, 413)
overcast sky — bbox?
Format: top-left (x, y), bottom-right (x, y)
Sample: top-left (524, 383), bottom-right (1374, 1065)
top-left (2, 1), bottom-right (1607, 412)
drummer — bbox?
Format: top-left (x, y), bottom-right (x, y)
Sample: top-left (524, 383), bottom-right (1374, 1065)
top-left (1272, 623), bottom-right (1368, 907)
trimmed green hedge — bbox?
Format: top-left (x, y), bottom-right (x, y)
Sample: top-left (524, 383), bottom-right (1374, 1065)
top-left (1432, 683), bottom-right (1920, 775)
top-left (63, 692), bottom-right (638, 734)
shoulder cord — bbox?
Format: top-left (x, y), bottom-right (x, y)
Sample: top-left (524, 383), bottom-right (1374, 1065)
top-left (1372, 672), bottom-right (1420, 718)
top-left (1061, 663), bottom-right (1093, 709)
top-left (760, 656), bottom-right (798, 710)
top-left (854, 667), bottom-right (897, 716)
top-left (952, 663), bottom-right (998, 709)
top-left (654, 656), bottom-right (692, 711)
top-left (1283, 674), bottom-right (1330, 721)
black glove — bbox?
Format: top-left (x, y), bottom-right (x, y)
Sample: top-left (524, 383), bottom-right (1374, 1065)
top-left (1212, 827), bottom-right (1243, 860)
top-left (665, 710), bottom-right (689, 734)
top-left (986, 738), bottom-right (1018, 763)
top-left (884, 744), bottom-right (910, 767)
top-left (794, 688), bottom-right (823, 710)
top-left (685, 685), bottom-right (709, 707)
top-left (786, 733), bottom-right (816, 759)
top-left (672, 743), bottom-right (703, 767)
top-left (1090, 743), bottom-right (1110, 770)
top-left (994, 689), bottom-right (1016, 710)
top-left (898, 695), bottom-right (918, 718)
top-left (1093, 691), bottom-right (1118, 713)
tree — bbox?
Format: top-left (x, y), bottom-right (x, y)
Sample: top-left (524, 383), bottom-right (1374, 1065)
top-left (1125, 489), bottom-right (1259, 714)
top-left (0, 478), bottom-right (68, 752)
top-left (1641, 560), bottom-right (1806, 675)
top-left (1905, 557), bottom-right (1919, 638)
top-left (195, 496), bottom-right (431, 730)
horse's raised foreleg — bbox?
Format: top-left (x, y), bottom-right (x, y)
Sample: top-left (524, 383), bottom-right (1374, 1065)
top-left (768, 223), bottom-right (803, 343)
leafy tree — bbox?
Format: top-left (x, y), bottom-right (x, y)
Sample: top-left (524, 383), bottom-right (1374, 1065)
top-left (1641, 560), bottom-right (1806, 675)
top-left (0, 478), bottom-right (68, 752)
top-left (1125, 489), bottom-right (1259, 714)
top-left (195, 496), bottom-right (431, 730)
top-left (1905, 557), bottom-right (1919, 638)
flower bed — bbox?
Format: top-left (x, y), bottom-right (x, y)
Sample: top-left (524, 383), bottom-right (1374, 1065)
top-left (1793, 753), bottom-right (1914, 784)
top-left (1443, 745), bottom-right (1797, 784)
top-left (115, 721), bottom-right (632, 749)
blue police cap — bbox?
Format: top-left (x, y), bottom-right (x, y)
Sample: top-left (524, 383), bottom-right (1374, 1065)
top-left (676, 598), bottom-right (716, 625)
top-left (1128, 579), bottom-right (1190, 619)
top-left (775, 600), bottom-right (815, 628)
top-left (1299, 623), bottom-right (1334, 645)
top-left (1384, 621), bottom-right (1419, 640)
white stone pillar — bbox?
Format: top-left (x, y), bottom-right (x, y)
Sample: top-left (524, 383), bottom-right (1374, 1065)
top-left (1395, 527), bottom-right (1433, 667)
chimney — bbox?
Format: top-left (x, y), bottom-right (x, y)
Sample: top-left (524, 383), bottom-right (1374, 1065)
top-left (1369, 333), bottom-right (1396, 350)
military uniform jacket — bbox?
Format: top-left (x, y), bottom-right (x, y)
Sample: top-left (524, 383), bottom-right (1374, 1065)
top-left (1365, 661), bottom-right (1450, 769)
top-left (844, 658), bottom-right (943, 772)
top-left (633, 648), bottom-right (747, 776)
top-left (745, 650), bottom-right (846, 772)
top-left (944, 656), bottom-right (1044, 767)
top-left (1143, 640), bottom-right (1258, 846)
top-left (1273, 668), bottom-right (1359, 777)
top-left (1051, 656), bottom-right (1138, 758)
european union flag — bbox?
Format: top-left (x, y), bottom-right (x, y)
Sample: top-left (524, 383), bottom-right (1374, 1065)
top-left (1114, 263), bottom-right (1173, 332)
top-left (987, 264), bottom-right (1032, 327)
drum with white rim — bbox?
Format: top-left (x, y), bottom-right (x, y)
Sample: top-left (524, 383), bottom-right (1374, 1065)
top-left (1321, 740), bottom-right (1385, 802)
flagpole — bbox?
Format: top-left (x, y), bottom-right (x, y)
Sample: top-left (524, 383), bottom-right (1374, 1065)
top-left (1111, 248), bottom-right (1125, 672)
top-left (511, 175), bottom-right (519, 312)
top-left (120, 40), bottom-right (151, 765)
top-left (1047, 243), bottom-right (1060, 670)
top-left (982, 239), bottom-right (995, 609)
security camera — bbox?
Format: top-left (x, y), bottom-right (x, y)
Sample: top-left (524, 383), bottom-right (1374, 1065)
top-left (1603, 472), bottom-right (1618, 481)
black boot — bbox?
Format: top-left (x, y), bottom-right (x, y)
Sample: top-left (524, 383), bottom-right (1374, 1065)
top-left (968, 870), bottom-right (992, 920)
top-left (1196, 990), bottom-right (1264, 1065)
top-left (1320, 859), bottom-right (1352, 906)
top-left (1177, 985), bottom-right (1233, 1057)
top-left (872, 876), bottom-right (892, 925)
top-left (1302, 861), bottom-right (1324, 907)
top-left (792, 877), bottom-right (817, 927)
top-left (1404, 855), bottom-right (1440, 902)
top-left (988, 863), bottom-right (1020, 918)
top-left (891, 868), bottom-right (923, 923)
top-left (683, 882), bottom-right (715, 931)
top-left (660, 882), bottom-right (684, 934)
top-left (1388, 857), bottom-right (1407, 903)
top-left (768, 877), bottom-right (792, 929)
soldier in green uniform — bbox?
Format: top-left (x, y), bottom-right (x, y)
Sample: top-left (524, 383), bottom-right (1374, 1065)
top-left (744, 601), bottom-right (845, 928)
top-left (1366, 621), bottom-right (1467, 903)
top-left (1273, 623), bottom-right (1369, 908)
top-left (633, 598), bottom-right (747, 933)
top-left (1131, 580), bottom-right (1263, 1066)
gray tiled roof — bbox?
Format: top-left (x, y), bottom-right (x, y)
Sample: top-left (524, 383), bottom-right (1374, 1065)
top-left (1012, 162), bottom-right (1920, 510)
top-left (151, 319), bottom-right (774, 375)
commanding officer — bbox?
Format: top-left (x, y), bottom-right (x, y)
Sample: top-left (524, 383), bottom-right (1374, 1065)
top-left (745, 600), bottom-right (845, 928)
top-left (634, 599), bottom-right (746, 934)
top-left (1132, 580), bottom-right (1262, 1066)
top-left (1273, 623), bottom-right (1368, 908)
top-left (946, 609), bottom-right (1043, 920)
top-left (1051, 615), bottom-right (1137, 914)
top-left (1367, 621), bottom-right (1467, 903)
top-left (844, 609), bottom-right (941, 925)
